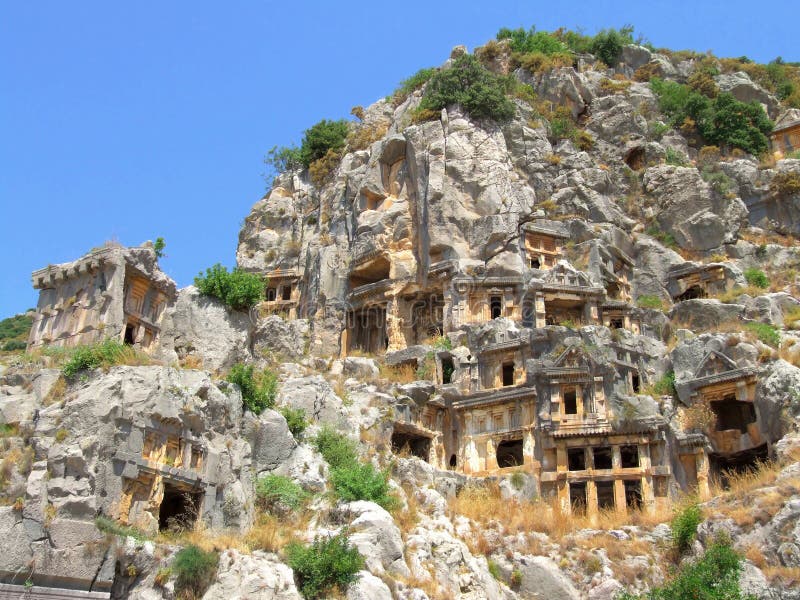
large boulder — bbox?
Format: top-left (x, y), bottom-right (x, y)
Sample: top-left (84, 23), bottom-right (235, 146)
top-left (201, 549), bottom-right (302, 600)
top-left (644, 165), bottom-right (748, 251)
top-left (333, 501), bottom-right (410, 577)
top-left (515, 555), bottom-right (581, 600)
top-left (158, 286), bottom-right (253, 372)
top-left (253, 317), bottom-right (310, 361)
top-left (244, 409), bottom-right (297, 474)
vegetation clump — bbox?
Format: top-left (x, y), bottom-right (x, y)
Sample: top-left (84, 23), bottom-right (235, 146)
top-left (286, 532), bottom-right (364, 599)
top-left (172, 545), bottom-right (219, 600)
top-left (226, 363), bottom-right (278, 414)
top-left (62, 339), bottom-right (148, 379)
top-left (313, 426), bottom-right (397, 510)
top-left (743, 267), bottom-right (769, 289)
top-left (255, 474), bottom-right (308, 513)
top-left (418, 54), bottom-right (516, 122)
top-left (194, 264), bottom-right (264, 310)
top-left (745, 322), bottom-right (781, 348)
top-left (0, 314), bottom-right (32, 351)
top-left (619, 537), bottom-right (752, 600)
top-left (650, 78), bottom-right (773, 155)
top-left (671, 502), bottom-right (702, 555)
top-left (279, 406), bottom-right (308, 438)
top-left (391, 67), bottom-right (437, 105)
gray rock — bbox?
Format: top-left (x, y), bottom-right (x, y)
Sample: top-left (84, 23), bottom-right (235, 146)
top-left (516, 555), bottom-right (581, 600)
top-left (201, 549), bottom-right (302, 600)
top-left (334, 501), bottom-right (410, 577)
top-left (245, 409), bottom-right (297, 474)
top-left (669, 299), bottom-right (745, 331)
top-left (347, 571), bottom-right (393, 600)
top-left (253, 317), bottom-right (310, 361)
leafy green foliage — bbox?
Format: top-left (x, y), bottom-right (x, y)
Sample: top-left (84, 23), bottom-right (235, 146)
top-left (419, 54), bottom-right (516, 122)
top-left (329, 462), bottom-right (398, 509)
top-left (264, 145), bottom-right (303, 180)
top-left (745, 322), bottom-right (780, 348)
top-left (620, 538), bottom-right (752, 600)
top-left (0, 314), bottom-right (33, 341)
top-left (280, 406), bottom-right (308, 438)
top-left (172, 545), bottom-right (218, 600)
top-left (298, 119), bottom-right (349, 168)
top-left (671, 502), bottom-right (702, 554)
top-left (496, 27), bottom-right (569, 55)
top-left (62, 339), bottom-right (142, 379)
top-left (194, 264), bottom-right (264, 310)
top-left (770, 171), bottom-right (800, 197)
top-left (665, 147), bottom-right (689, 166)
top-left (255, 474), bottom-right (308, 512)
top-left (652, 371), bottom-right (677, 398)
top-left (226, 363), bottom-right (278, 414)
top-left (313, 427), bottom-right (396, 510)
top-left (313, 426), bottom-right (358, 470)
top-left (700, 165), bottom-right (734, 196)
top-left (650, 78), bottom-right (773, 155)
top-left (743, 268), bottom-right (769, 289)
top-left (153, 237), bottom-right (166, 259)
top-left (392, 67), bottom-right (437, 104)
top-left (2, 340), bottom-right (26, 352)
top-left (286, 532), bottom-right (364, 599)
top-left (590, 26), bottom-right (634, 67)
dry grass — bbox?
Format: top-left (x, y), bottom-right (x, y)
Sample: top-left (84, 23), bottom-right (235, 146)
top-left (43, 376), bottom-right (67, 406)
top-left (395, 487), bottom-right (420, 538)
top-left (739, 229), bottom-right (795, 248)
top-left (447, 482), bottom-right (674, 541)
top-left (763, 566), bottom-right (800, 588)
top-left (396, 571), bottom-right (454, 600)
top-left (244, 512), bottom-right (305, 553)
top-left (711, 285), bottom-right (767, 303)
top-left (377, 362), bottom-right (417, 384)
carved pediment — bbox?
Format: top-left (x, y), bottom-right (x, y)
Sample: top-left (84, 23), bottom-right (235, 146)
top-left (693, 351), bottom-right (739, 379)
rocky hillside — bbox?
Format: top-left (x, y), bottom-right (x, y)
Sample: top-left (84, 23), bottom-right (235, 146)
top-left (2, 27), bottom-right (800, 600)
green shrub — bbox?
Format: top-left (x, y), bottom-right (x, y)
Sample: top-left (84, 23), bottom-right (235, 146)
top-left (621, 538), bottom-right (750, 599)
top-left (172, 545), bottom-right (218, 600)
top-left (286, 532), bottom-right (364, 599)
top-left (255, 474), bottom-right (308, 512)
top-left (636, 295), bottom-right (665, 310)
top-left (651, 371), bottom-right (677, 398)
top-left (770, 171), bottom-right (800, 197)
top-left (226, 363), bottom-right (278, 414)
top-left (671, 502), bottom-right (702, 554)
top-left (745, 322), bottom-right (780, 348)
top-left (590, 26), bottom-right (634, 67)
top-left (194, 264), bottom-right (264, 310)
top-left (264, 145), bottom-right (303, 179)
top-left (2, 340), bottom-right (26, 352)
top-left (645, 225), bottom-right (678, 249)
top-left (743, 268), bottom-right (769, 289)
top-left (700, 165), bottom-right (734, 196)
top-left (0, 314), bottom-right (33, 343)
top-left (392, 67), bottom-right (437, 104)
top-left (329, 462), bottom-right (398, 510)
top-left (651, 78), bottom-right (773, 155)
top-left (280, 406), bottom-right (308, 438)
top-left (153, 237), bottom-right (166, 259)
top-left (62, 339), bottom-right (142, 379)
top-left (298, 119), bottom-right (349, 168)
top-left (419, 54), bottom-right (516, 122)
top-left (497, 27), bottom-right (569, 55)
top-left (487, 559), bottom-right (502, 580)
top-left (313, 426), bottom-right (358, 470)
top-left (665, 147), bottom-right (689, 166)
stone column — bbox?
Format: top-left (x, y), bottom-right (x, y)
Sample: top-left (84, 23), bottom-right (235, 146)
top-left (639, 444), bottom-right (655, 513)
top-left (535, 292), bottom-right (547, 328)
top-left (486, 438), bottom-right (498, 472)
top-left (586, 479), bottom-right (599, 520)
top-left (523, 429), bottom-right (536, 468)
top-left (696, 450), bottom-right (711, 500)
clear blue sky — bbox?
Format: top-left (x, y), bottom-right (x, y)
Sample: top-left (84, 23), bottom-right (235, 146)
top-left (1, 1), bottom-right (796, 317)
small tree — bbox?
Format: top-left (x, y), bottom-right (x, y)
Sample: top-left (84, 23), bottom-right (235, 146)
top-left (194, 264), bottom-right (264, 310)
top-left (153, 237), bottom-right (166, 259)
top-left (299, 119), bottom-right (350, 167)
top-left (226, 363), bottom-right (278, 414)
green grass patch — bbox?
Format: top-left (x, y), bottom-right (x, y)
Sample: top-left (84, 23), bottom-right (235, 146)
top-left (173, 545), bottom-right (219, 600)
top-left (95, 516), bottom-right (149, 542)
top-left (671, 502), bottom-right (702, 555)
top-left (743, 267), bottom-right (769, 289)
top-left (62, 339), bottom-right (149, 379)
top-left (255, 474), bottom-right (309, 513)
top-left (226, 363), bottom-right (278, 414)
top-left (745, 322), bottom-right (780, 348)
top-left (280, 406), bottom-right (308, 439)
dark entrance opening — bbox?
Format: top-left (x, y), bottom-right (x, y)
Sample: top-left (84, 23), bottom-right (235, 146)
top-left (711, 397), bottom-right (756, 433)
top-left (632, 374), bottom-right (640, 393)
top-left (490, 296), bottom-right (502, 319)
top-left (158, 482), bottom-right (201, 532)
top-left (441, 357), bottom-right (454, 384)
top-left (449, 454), bottom-right (457, 468)
top-left (124, 324), bottom-right (136, 345)
top-left (710, 444), bottom-right (768, 489)
top-left (570, 482), bottom-right (587, 514)
top-left (568, 448), bottom-right (586, 471)
top-left (620, 445), bottom-right (639, 468)
top-left (530, 257), bottom-right (541, 269)
top-left (624, 146), bottom-right (645, 171)
top-left (496, 439), bottom-right (524, 468)
top-left (610, 318), bottom-right (624, 329)
top-left (391, 432), bottom-right (431, 461)
top-left (624, 479), bottom-right (642, 509)
top-left (266, 287), bottom-right (277, 301)
top-left (281, 285), bottom-right (292, 301)
top-left (563, 388), bottom-right (578, 415)
top-left (597, 481), bottom-right (615, 510)
top-left (594, 447), bottom-right (613, 470)
top-left (502, 363), bottom-right (515, 387)
top-left (676, 285), bottom-right (706, 302)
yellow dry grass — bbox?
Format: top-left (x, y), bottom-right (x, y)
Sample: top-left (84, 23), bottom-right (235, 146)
top-left (447, 482), bottom-right (674, 542)
top-left (377, 362), bottom-right (417, 385)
